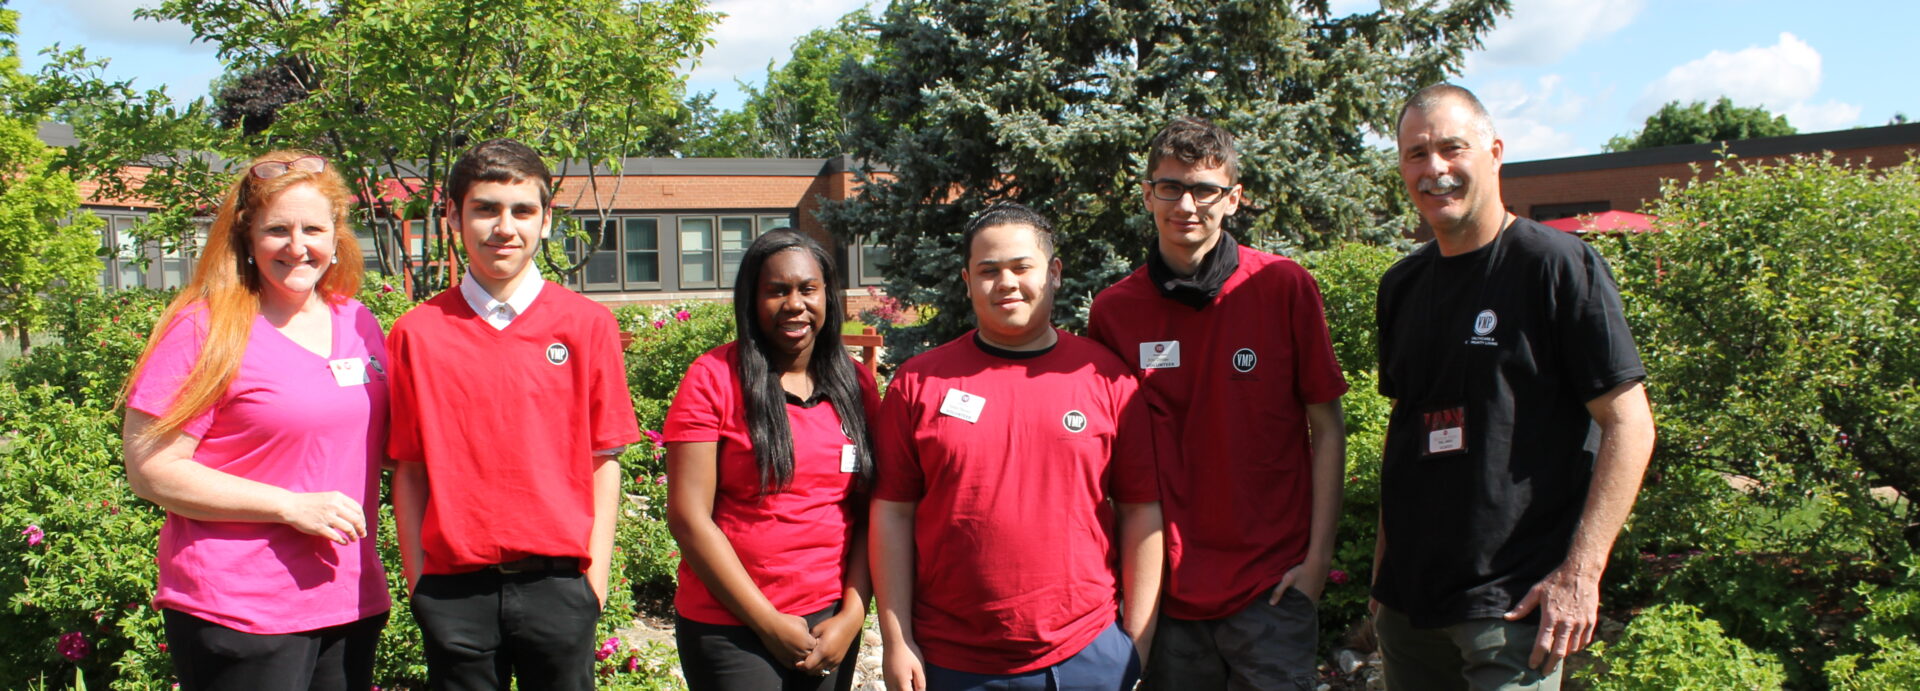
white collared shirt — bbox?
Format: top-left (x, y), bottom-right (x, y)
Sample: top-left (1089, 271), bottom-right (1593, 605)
top-left (459, 267), bottom-right (545, 330)
top-left (457, 267), bottom-right (625, 458)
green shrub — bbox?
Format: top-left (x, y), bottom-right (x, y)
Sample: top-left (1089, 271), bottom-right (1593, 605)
top-left (1578, 603), bottom-right (1787, 690)
top-left (1826, 636), bottom-right (1920, 690)
top-left (2, 290), bottom-right (169, 408)
top-left (0, 384), bottom-right (170, 690)
top-left (356, 272), bottom-right (419, 331)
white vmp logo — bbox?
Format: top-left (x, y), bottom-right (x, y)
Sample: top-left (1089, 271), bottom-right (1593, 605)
top-left (546, 343), bottom-right (570, 365)
top-left (1062, 410), bottom-right (1088, 433)
top-left (1474, 310), bottom-right (1497, 336)
top-left (1232, 348), bottom-right (1257, 373)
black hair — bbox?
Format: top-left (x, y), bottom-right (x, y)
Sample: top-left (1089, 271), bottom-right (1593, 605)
top-left (447, 138), bottom-right (554, 211)
top-left (1146, 116), bottom-right (1240, 182)
top-left (730, 229), bottom-right (874, 493)
top-left (961, 202), bottom-right (1056, 265)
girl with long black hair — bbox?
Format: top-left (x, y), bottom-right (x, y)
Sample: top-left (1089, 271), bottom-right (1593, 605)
top-left (665, 229), bottom-right (878, 690)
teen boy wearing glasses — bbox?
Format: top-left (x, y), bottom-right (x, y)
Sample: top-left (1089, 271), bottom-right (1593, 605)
top-left (1087, 117), bottom-right (1348, 689)
top-left (387, 139), bottom-right (639, 690)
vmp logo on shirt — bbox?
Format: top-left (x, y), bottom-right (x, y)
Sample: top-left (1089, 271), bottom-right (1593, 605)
top-left (1062, 409), bottom-right (1089, 433)
top-left (1469, 309), bottom-right (1499, 347)
top-left (1231, 348), bottom-right (1258, 373)
top-left (545, 342), bottom-right (570, 365)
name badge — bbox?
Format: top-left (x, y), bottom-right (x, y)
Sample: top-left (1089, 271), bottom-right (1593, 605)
top-left (841, 444), bottom-right (858, 473)
top-left (1139, 340), bottom-right (1181, 369)
top-left (328, 357), bottom-right (369, 387)
top-left (939, 389), bottom-right (986, 423)
top-left (1421, 404), bottom-right (1468, 457)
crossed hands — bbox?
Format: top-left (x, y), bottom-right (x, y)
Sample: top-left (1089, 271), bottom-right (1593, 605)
top-left (758, 610), bottom-right (862, 679)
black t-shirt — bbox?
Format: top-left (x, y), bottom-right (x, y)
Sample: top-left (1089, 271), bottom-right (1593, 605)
top-left (1372, 218), bottom-right (1645, 628)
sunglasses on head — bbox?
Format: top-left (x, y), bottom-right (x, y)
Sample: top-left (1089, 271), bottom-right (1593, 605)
top-left (249, 156), bottom-right (327, 180)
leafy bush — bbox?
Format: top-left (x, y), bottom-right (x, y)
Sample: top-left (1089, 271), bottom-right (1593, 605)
top-left (1577, 603), bottom-right (1787, 690)
top-left (1826, 636), bottom-right (1920, 690)
top-left (2, 289), bottom-right (170, 408)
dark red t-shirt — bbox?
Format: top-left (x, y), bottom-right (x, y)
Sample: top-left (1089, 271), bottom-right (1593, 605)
top-left (665, 342), bottom-right (880, 625)
top-left (873, 331), bottom-right (1160, 674)
top-left (1088, 246), bottom-right (1348, 620)
top-left (387, 284), bottom-right (640, 575)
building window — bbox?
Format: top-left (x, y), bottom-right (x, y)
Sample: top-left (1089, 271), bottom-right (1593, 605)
top-left (1531, 201), bottom-right (1610, 222)
top-left (679, 217), bottom-right (717, 288)
top-left (624, 218), bottom-right (660, 289)
top-left (856, 235), bottom-right (889, 286)
top-left (719, 217), bottom-right (754, 288)
top-left (579, 217), bottom-right (622, 291)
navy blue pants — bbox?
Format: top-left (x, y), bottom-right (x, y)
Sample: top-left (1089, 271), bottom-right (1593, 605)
top-left (924, 621), bottom-right (1141, 691)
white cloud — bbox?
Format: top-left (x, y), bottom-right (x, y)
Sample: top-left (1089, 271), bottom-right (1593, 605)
top-left (1476, 75), bottom-right (1593, 161)
top-left (1786, 100), bottom-right (1865, 132)
top-left (690, 0), bottom-right (876, 84)
top-left (1326, 0), bottom-right (1380, 17)
top-left (18, 0), bottom-right (211, 52)
top-left (1469, 0), bottom-right (1644, 71)
top-left (1637, 33), bottom-right (1862, 133)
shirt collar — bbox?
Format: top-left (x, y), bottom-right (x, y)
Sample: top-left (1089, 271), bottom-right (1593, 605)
top-left (459, 266), bottom-right (545, 319)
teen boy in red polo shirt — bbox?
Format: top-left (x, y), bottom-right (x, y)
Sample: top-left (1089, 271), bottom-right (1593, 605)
top-left (871, 203), bottom-right (1164, 691)
top-left (388, 138), bottom-right (640, 690)
top-left (1088, 117), bottom-right (1348, 689)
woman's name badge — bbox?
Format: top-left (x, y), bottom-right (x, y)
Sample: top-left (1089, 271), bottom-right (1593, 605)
top-left (329, 357), bottom-right (369, 387)
top-left (841, 444), bottom-right (858, 473)
top-left (939, 389), bottom-right (986, 423)
top-left (1422, 405), bottom-right (1467, 457)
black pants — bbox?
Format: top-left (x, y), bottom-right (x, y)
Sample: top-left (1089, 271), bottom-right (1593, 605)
top-left (162, 608), bottom-right (387, 691)
top-left (676, 602), bottom-right (861, 691)
top-left (410, 569), bottom-right (602, 691)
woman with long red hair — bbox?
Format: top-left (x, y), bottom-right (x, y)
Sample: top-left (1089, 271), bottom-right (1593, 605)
top-left (121, 151), bottom-right (391, 690)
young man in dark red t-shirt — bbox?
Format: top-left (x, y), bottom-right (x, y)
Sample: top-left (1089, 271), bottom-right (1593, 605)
top-left (1087, 117), bottom-right (1348, 689)
top-left (388, 139), bottom-right (639, 690)
top-left (872, 204), bottom-right (1164, 691)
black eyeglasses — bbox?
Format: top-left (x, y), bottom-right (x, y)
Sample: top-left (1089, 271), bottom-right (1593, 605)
top-left (249, 155), bottom-right (326, 180)
top-left (1146, 179), bottom-right (1235, 205)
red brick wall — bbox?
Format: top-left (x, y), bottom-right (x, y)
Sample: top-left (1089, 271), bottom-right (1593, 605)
top-left (1503, 144), bottom-right (1918, 220)
top-left (552, 174), bottom-right (818, 212)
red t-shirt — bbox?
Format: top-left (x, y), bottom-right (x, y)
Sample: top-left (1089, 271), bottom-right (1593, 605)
top-left (386, 283), bottom-right (640, 574)
top-left (665, 342), bottom-right (880, 625)
top-left (1088, 246), bottom-right (1348, 620)
top-left (873, 330), bottom-right (1160, 674)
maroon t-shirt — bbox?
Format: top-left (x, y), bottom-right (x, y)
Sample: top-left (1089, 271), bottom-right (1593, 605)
top-left (666, 342), bottom-right (880, 625)
top-left (387, 284), bottom-right (640, 574)
top-left (1089, 246), bottom-right (1348, 620)
top-left (873, 330), bottom-right (1160, 674)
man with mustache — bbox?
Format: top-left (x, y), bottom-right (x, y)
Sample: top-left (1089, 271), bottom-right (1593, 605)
top-left (1371, 84), bottom-right (1656, 690)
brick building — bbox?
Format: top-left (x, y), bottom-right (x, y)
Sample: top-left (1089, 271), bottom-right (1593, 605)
top-left (1502, 122), bottom-right (1920, 222)
top-left (45, 121), bottom-right (889, 311)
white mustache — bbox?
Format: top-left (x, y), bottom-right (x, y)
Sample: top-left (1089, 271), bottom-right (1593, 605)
top-left (1419, 175), bottom-right (1462, 194)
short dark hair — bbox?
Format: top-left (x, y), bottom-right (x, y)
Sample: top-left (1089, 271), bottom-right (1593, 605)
top-left (962, 203), bottom-right (1056, 264)
top-left (1396, 83), bottom-right (1498, 145)
top-left (447, 138), bottom-right (553, 210)
top-left (1146, 117), bottom-right (1239, 182)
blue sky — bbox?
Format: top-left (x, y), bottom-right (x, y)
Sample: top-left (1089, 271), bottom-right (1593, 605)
top-left (12, 0), bottom-right (1915, 162)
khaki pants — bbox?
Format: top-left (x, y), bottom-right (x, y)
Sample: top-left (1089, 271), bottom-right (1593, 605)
top-left (1373, 605), bottom-right (1560, 691)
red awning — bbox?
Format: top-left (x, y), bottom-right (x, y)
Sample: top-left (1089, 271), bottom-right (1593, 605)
top-left (1541, 210), bottom-right (1656, 234)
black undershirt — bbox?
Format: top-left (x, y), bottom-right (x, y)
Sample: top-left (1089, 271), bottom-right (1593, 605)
top-left (1147, 232), bottom-right (1241, 310)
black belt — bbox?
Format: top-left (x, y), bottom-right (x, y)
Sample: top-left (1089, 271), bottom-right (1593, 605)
top-left (485, 556), bottom-right (581, 574)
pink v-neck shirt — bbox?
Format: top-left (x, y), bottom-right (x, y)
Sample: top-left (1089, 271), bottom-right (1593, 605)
top-left (126, 300), bottom-right (392, 634)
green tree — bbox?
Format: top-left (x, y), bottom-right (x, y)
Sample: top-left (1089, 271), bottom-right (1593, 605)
top-left (680, 8), bottom-right (879, 158)
top-left (47, 0), bottom-right (717, 298)
top-left (0, 6), bottom-right (101, 353)
top-left (820, 0), bottom-right (1506, 358)
top-left (1604, 97), bottom-right (1796, 152)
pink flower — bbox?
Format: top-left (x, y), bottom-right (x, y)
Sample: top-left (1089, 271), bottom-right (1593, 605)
top-left (655, 475), bottom-right (668, 485)
top-left (642, 430), bottom-right (665, 449)
top-left (1327, 569), bottom-right (1349, 585)
top-left (652, 319), bottom-right (666, 329)
top-left (597, 636), bottom-right (620, 661)
top-left (625, 654), bottom-right (640, 673)
top-left (58, 631), bottom-right (91, 661)
top-left (379, 283), bottom-right (398, 294)
top-left (673, 309), bottom-right (691, 322)
top-left (21, 525), bottom-right (43, 547)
